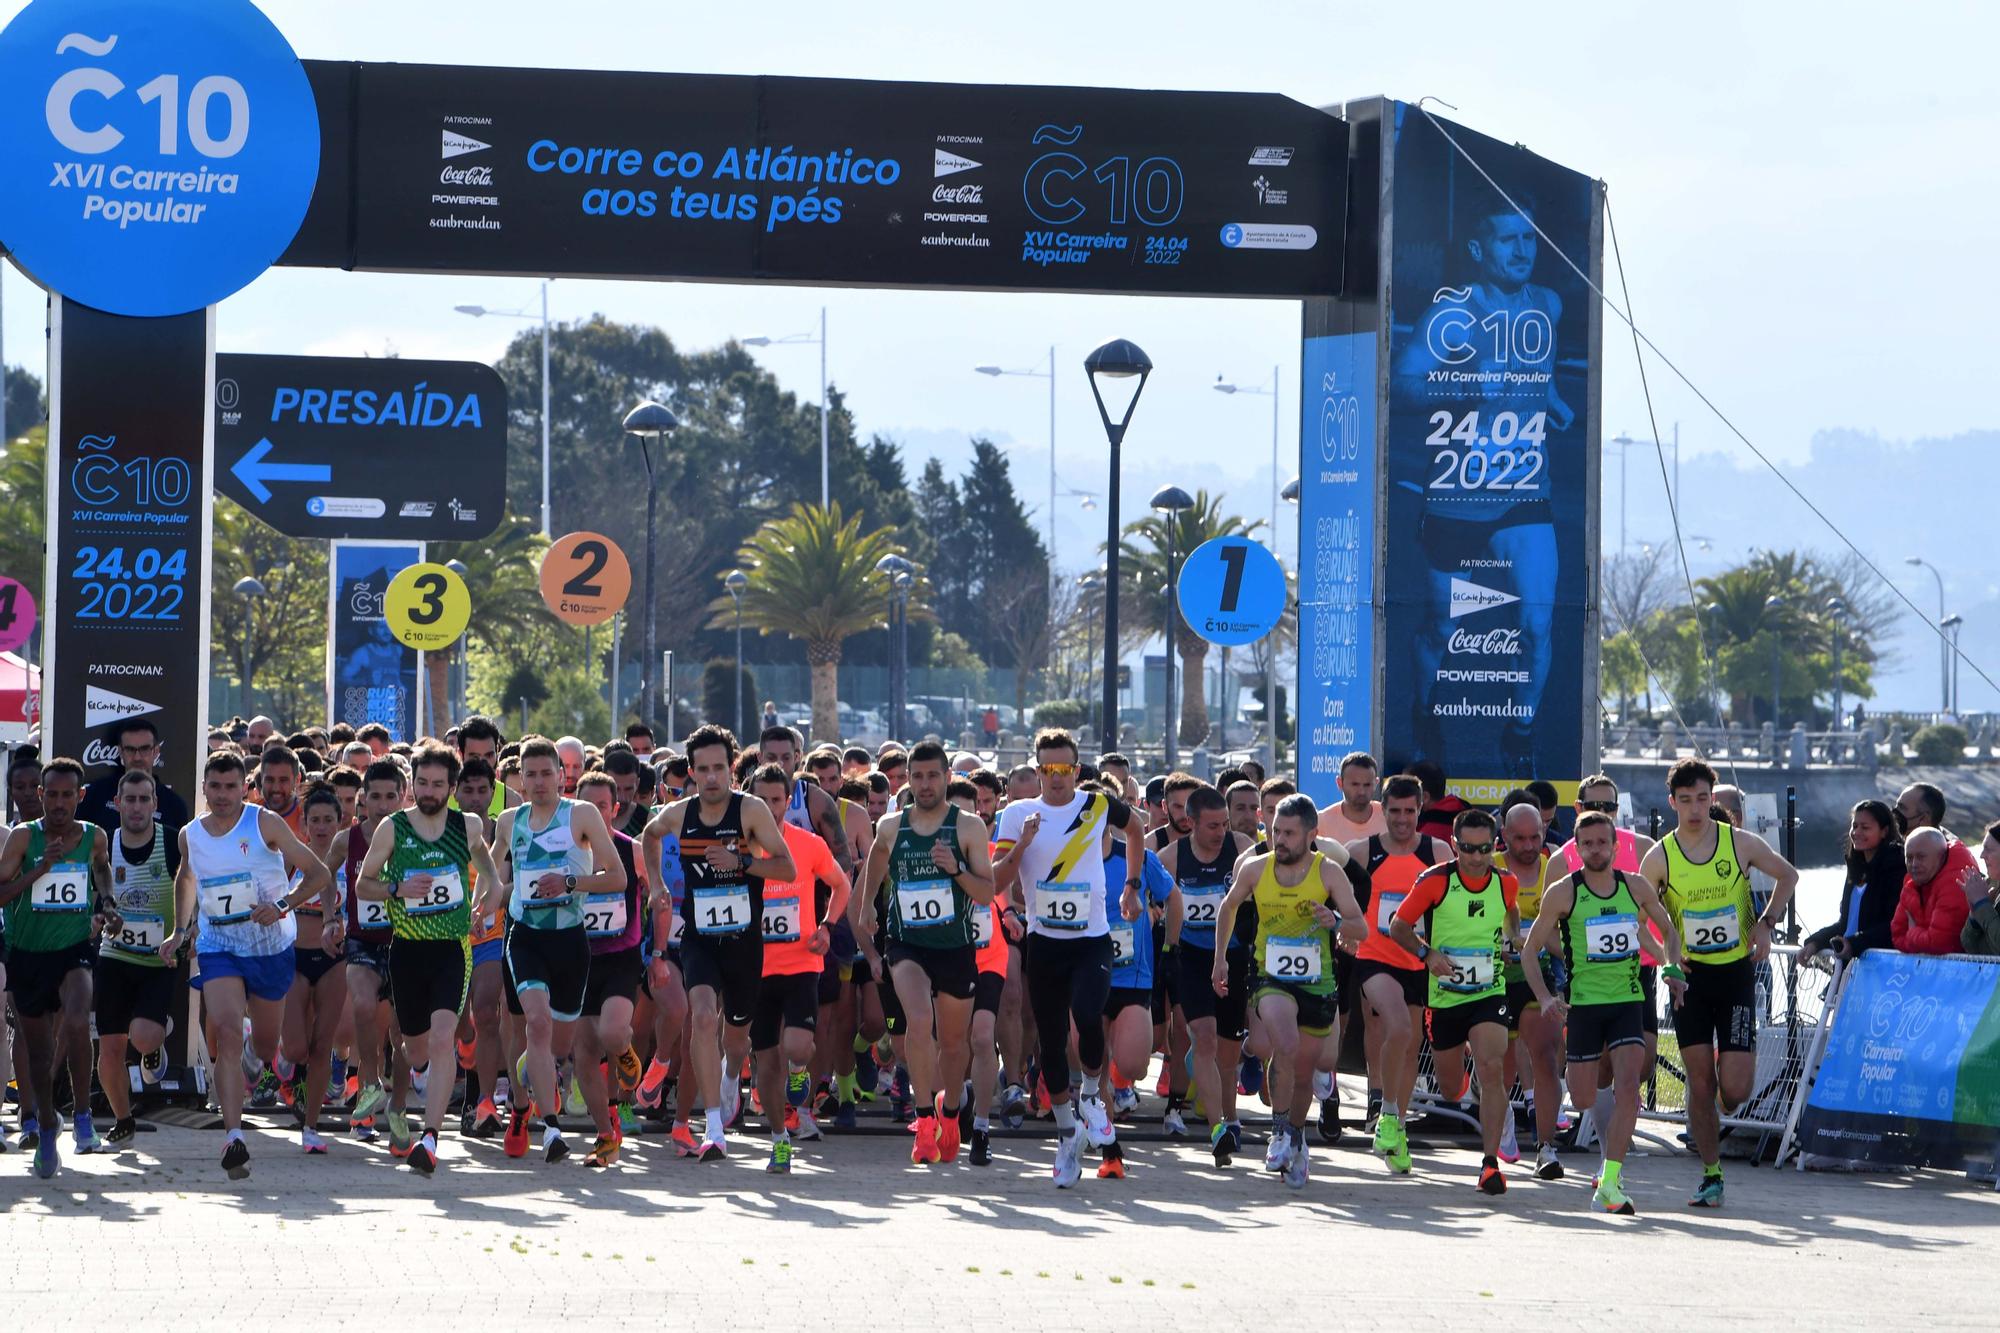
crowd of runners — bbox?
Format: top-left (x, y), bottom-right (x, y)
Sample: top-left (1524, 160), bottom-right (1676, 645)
top-left (0, 711), bottom-right (1800, 1215)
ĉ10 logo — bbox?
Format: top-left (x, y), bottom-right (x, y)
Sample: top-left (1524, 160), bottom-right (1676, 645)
top-left (70, 435), bottom-right (193, 508)
top-left (1023, 123), bottom-right (1184, 228)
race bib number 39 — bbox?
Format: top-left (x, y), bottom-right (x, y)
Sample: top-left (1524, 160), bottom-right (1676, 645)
top-left (1583, 912), bottom-right (1640, 963)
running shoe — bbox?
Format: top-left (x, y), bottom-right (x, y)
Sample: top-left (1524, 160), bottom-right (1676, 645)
top-left (352, 1116), bottom-right (380, 1144)
top-left (250, 1068), bottom-right (281, 1109)
top-left (1317, 1099), bottom-right (1343, 1145)
top-left (1688, 1173), bottom-right (1724, 1208)
top-left (543, 1125), bottom-right (569, 1163)
top-left (721, 1076), bottom-right (743, 1130)
top-left (636, 1059), bottom-right (671, 1111)
top-left (106, 1117), bottom-right (138, 1148)
top-left (301, 1128), bottom-right (328, 1155)
top-left (617, 1103), bottom-right (641, 1138)
top-left (696, 1134), bottom-right (726, 1163)
top-left (853, 1043), bottom-right (878, 1097)
top-left (72, 1112), bottom-right (103, 1155)
top-left (409, 1135), bottom-right (438, 1175)
top-left (1052, 1128), bottom-right (1082, 1188)
top-left (910, 1116), bottom-right (941, 1165)
top-left (1595, 1179), bottom-right (1637, 1215)
top-left (969, 1127), bottom-right (992, 1166)
top-left (1110, 1086), bottom-right (1139, 1120)
top-left (33, 1134), bottom-right (58, 1180)
top-left (1498, 1113), bottom-right (1521, 1165)
top-left (1078, 1096), bottom-right (1116, 1148)
top-left (1535, 1143), bottom-right (1564, 1181)
top-left (456, 1037), bottom-right (477, 1071)
top-left (278, 1075), bottom-right (301, 1114)
top-left (671, 1123), bottom-right (700, 1158)
top-left (583, 1134), bottom-right (620, 1169)
top-left (1387, 1140), bottom-right (1413, 1175)
top-left (388, 1110), bottom-right (413, 1158)
top-left (1210, 1122), bottom-right (1234, 1168)
top-left (610, 1047), bottom-right (641, 1102)
top-left (999, 1081), bottom-right (1027, 1130)
top-left (469, 1097), bottom-right (502, 1138)
top-left (351, 1081), bottom-right (389, 1122)
top-left (563, 1071), bottom-right (586, 1119)
top-left (935, 1095), bottom-right (962, 1163)
top-left (1222, 1122), bottom-right (1243, 1158)
top-left (1372, 1112), bottom-right (1401, 1156)
top-left (1365, 1089), bottom-right (1383, 1131)
top-left (1097, 1142), bottom-right (1126, 1179)
top-left (786, 1068), bottom-right (811, 1109)
top-left (834, 1099), bottom-right (858, 1131)
top-left (814, 1082), bottom-right (841, 1120)
top-left (343, 1072), bottom-right (361, 1107)
top-left (221, 1135), bottom-right (251, 1180)
top-left (1312, 1069), bottom-right (1336, 1103)
top-left (1478, 1162), bottom-right (1507, 1195)
top-left (1237, 1053), bottom-right (1264, 1100)
top-left (766, 1138), bottom-right (794, 1174)
top-left (1155, 1063), bottom-right (1171, 1098)
top-left (503, 1105), bottom-right (531, 1158)
top-left (411, 1064), bottom-right (429, 1104)
top-left (141, 1046), bottom-right (166, 1085)
top-left (1265, 1130), bottom-right (1291, 1173)
top-left (793, 1107), bottom-right (823, 1142)
top-left (1159, 1105), bottom-right (1185, 1139)
top-left (1283, 1139), bottom-right (1310, 1191)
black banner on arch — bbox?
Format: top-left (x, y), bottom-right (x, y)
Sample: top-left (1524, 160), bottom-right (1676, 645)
top-left (285, 63), bottom-right (1347, 298)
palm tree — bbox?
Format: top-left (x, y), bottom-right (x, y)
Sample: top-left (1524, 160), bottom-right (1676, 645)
top-left (707, 502), bottom-right (927, 743)
top-left (430, 511), bottom-right (556, 735)
top-left (1110, 490), bottom-right (1263, 750)
top-left (0, 427), bottom-right (47, 598)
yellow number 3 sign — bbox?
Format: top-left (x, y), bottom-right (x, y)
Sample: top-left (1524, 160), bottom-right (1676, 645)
top-left (385, 562), bottom-right (471, 650)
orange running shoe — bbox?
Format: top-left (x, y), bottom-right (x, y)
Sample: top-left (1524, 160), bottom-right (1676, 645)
top-left (910, 1115), bottom-right (941, 1165)
top-left (504, 1102), bottom-right (532, 1158)
top-left (1097, 1143), bottom-right (1126, 1179)
top-left (636, 1059), bottom-right (671, 1110)
top-left (934, 1092), bottom-right (961, 1163)
top-left (672, 1123), bottom-right (700, 1158)
top-left (784, 1105), bottom-right (800, 1135)
top-left (456, 1037), bottom-right (477, 1071)
top-left (614, 1047), bottom-right (643, 1101)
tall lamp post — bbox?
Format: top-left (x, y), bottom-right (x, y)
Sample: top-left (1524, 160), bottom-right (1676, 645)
top-left (1218, 369), bottom-right (1283, 755)
top-left (623, 400), bottom-right (678, 726)
top-left (1151, 485), bottom-right (1195, 769)
top-left (1942, 614), bottom-right (1965, 716)
top-left (876, 554), bottom-right (913, 743)
top-left (1702, 601), bottom-right (1726, 724)
top-left (1078, 569), bottom-right (1104, 734)
top-left (455, 281), bottom-right (553, 536)
top-left (446, 559), bottom-right (470, 727)
top-left (1905, 555), bottom-right (1948, 713)
top-left (1084, 339), bottom-right (1153, 747)
top-left (233, 576), bottom-right (266, 717)
top-left (725, 570), bottom-right (749, 738)
top-left (893, 571), bottom-right (913, 741)
top-left (742, 308), bottom-right (830, 508)
top-left (1825, 595), bottom-right (1848, 731)
top-left (974, 347), bottom-right (1058, 578)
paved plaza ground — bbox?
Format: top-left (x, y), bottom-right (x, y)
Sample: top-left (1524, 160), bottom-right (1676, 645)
top-left (5, 1103), bottom-right (1997, 1328)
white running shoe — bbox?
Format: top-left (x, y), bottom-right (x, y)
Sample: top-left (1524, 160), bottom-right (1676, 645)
top-left (1052, 1129), bottom-right (1083, 1188)
top-left (1163, 1107), bottom-right (1189, 1138)
top-left (1265, 1130), bottom-right (1292, 1174)
top-left (793, 1107), bottom-right (823, 1142)
top-left (1312, 1070), bottom-right (1335, 1102)
top-left (301, 1127), bottom-right (328, 1155)
top-left (722, 1076), bottom-right (743, 1128)
top-left (1498, 1113), bottom-right (1521, 1164)
top-left (1283, 1138), bottom-right (1310, 1190)
top-left (1078, 1096), bottom-right (1116, 1148)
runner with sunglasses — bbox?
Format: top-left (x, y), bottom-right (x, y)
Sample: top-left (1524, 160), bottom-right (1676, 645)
top-left (993, 729), bottom-right (1146, 1188)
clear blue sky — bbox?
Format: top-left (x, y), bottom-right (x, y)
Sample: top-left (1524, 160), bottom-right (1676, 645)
top-left (3, 0), bottom-right (1990, 707)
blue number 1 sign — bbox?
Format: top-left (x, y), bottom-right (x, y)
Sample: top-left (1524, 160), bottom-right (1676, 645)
top-left (1176, 536), bottom-right (1286, 647)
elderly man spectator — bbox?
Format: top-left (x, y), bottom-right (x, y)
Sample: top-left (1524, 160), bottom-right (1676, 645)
top-left (1960, 820), bottom-right (2000, 957)
top-left (1893, 828), bottom-right (1972, 956)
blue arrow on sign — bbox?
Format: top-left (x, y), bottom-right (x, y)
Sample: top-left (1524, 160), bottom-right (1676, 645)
top-left (232, 437), bottom-right (332, 503)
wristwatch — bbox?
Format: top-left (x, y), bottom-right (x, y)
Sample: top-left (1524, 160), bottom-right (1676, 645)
top-left (1415, 942), bottom-right (1431, 962)
top-left (563, 872), bottom-right (579, 893)
top-left (651, 949), bottom-right (673, 961)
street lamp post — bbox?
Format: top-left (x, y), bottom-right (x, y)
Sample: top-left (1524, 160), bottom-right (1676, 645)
top-left (875, 554), bottom-right (913, 744)
top-left (1942, 614), bottom-right (1965, 716)
top-left (1151, 485), bottom-right (1195, 770)
top-left (893, 571), bottom-right (912, 741)
top-left (975, 347), bottom-right (1058, 575)
top-left (742, 308), bottom-right (830, 508)
top-left (1826, 596), bottom-right (1848, 731)
top-left (1764, 594), bottom-right (1786, 733)
top-left (623, 401), bottom-right (678, 727)
top-left (1216, 367), bottom-right (1283, 757)
top-left (233, 576), bottom-right (266, 717)
top-left (455, 281), bottom-right (553, 536)
top-left (1078, 570), bottom-right (1104, 736)
top-left (1905, 556), bottom-right (1948, 713)
top-left (726, 570), bottom-right (749, 738)
top-left (1084, 339), bottom-right (1154, 747)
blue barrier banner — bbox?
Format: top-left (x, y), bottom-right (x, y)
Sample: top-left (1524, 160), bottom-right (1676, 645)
top-left (1295, 331), bottom-right (1374, 808)
top-left (1800, 951), bottom-right (2000, 1169)
top-left (1377, 103), bottom-right (1595, 800)
top-left (328, 541), bottom-right (420, 741)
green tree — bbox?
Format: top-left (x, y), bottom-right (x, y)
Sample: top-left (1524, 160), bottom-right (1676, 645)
top-left (1111, 490), bottom-right (1263, 749)
top-left (210, 497), bottom-right (328, 726)
top-left (0, 425), bottom-right (47, 595)
top-left (3, 367), bottom-right (45, 439)
top-left (708, 502), bottom-right (926, 742)
top-left (430, 510), bottom-right (559, 735)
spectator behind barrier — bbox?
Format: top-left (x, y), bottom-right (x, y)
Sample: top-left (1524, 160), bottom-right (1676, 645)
top-left (1801, 799), bottom-right (1904, 965)
top-left (1893, 828), bottom-right (1971, 956)
top-left (1960, 820), bottom-right (2000, 957)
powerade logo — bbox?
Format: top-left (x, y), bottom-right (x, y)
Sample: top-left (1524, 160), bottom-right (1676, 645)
top-left (270, 385), bottom-right (485, 429)
top-left (0, 0), bottom-right (323, 317)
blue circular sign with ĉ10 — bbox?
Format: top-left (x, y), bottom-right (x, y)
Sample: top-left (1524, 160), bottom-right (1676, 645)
top-left (1176, 536), bottom-right (1286, 647)
top-left (0, 0), bottom-right (320, 318)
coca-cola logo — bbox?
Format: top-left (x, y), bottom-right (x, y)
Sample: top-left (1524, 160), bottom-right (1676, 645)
top-left (440, 164), bottom-right (495, 186)
top-left (81, 739), bottom-right (120, 768)
top-left (1447, 627), bottom-right (1522, 656)
top-left (932, 183), bottom-right (983, 204)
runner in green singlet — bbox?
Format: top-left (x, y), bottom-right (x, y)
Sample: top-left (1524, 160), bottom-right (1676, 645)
top-left (1524, 809), bottom-right (1686, 1215)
